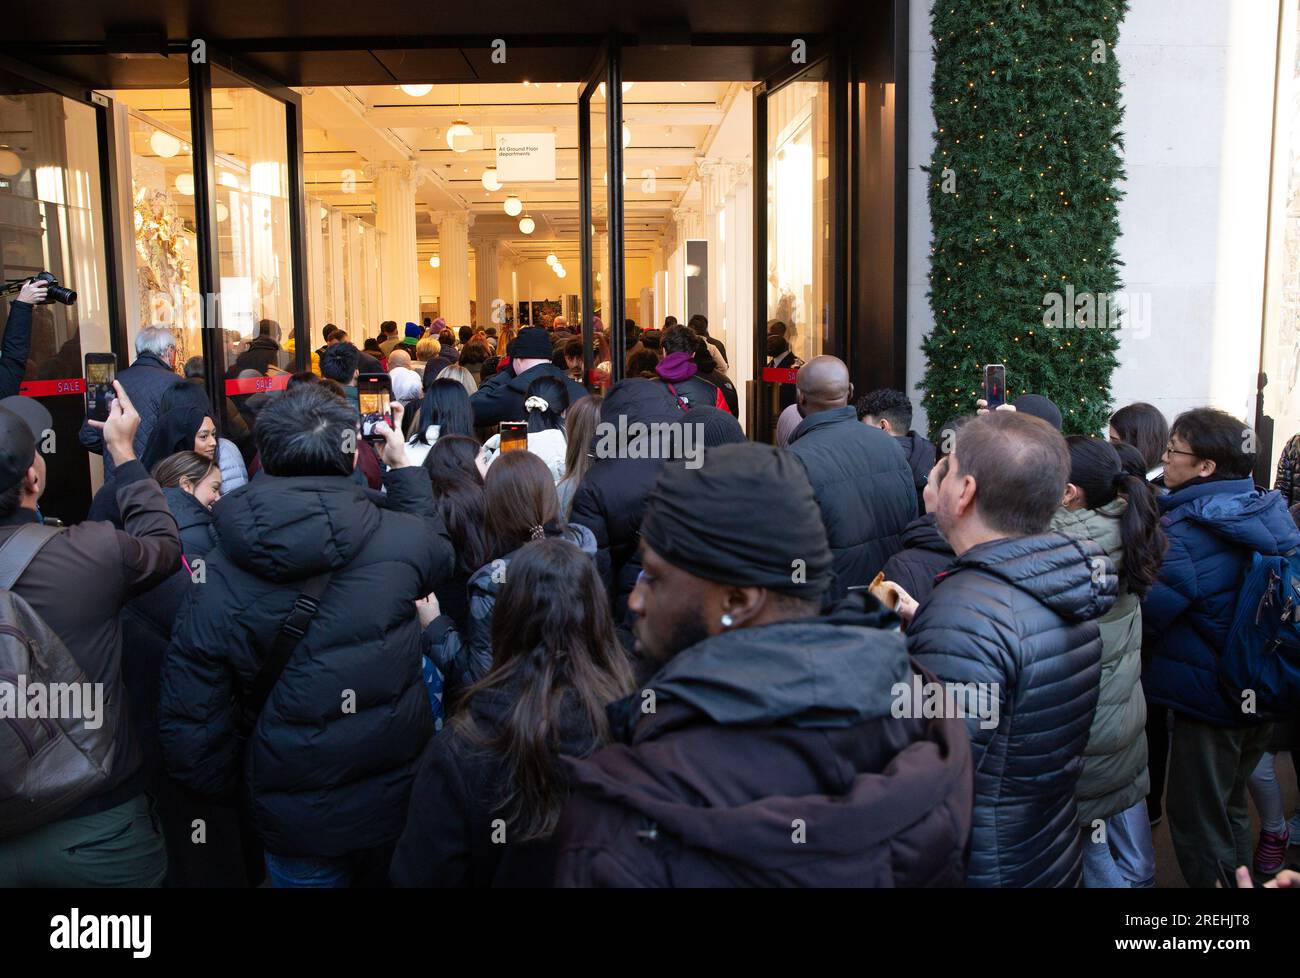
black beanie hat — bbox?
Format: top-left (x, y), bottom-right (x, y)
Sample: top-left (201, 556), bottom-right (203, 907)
top-left (641, 442), bottom-right (833, 600)
top-left (512, 327), bottom-right (554, 360)
top-left (683, 405), bottom-right (745, 447)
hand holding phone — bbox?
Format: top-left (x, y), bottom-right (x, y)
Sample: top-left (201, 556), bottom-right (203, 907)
top-left (85, 353), bottom-right (118, 424)
top-left (357, 373), bottom-right (394, 442)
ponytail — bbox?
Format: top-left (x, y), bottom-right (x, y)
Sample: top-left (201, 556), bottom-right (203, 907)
top-left (1114, 471), bottom-right (1167, 599)
top-left (1066, 436), bottom-right (1167, 599)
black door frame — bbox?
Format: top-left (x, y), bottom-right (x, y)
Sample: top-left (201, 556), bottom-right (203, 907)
top-left (188, 50), bottom-right (310, 432)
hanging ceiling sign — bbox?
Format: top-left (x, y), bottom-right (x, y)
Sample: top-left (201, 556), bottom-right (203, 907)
top-left (496, 132), bottom-right (556, 183)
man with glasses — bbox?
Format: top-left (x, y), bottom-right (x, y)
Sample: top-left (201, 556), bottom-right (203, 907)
top-left (1142, 408), bottom-right (1300, 886)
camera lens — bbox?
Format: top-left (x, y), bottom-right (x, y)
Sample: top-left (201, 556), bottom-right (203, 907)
top-left (47, 284), bottom-right (76, 305)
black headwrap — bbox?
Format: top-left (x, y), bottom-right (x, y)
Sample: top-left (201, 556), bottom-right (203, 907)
top-left (640, 442), bottom-right (833, 600)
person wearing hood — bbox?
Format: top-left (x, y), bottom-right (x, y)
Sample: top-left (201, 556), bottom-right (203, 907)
top-left (899, 411), bottom-right (1117, 888)
top-left (392, 538), bottom-right (634, 887)
top-left (422, 450), bottom-right (597, 704)
top-left (230, 319), bottom-right (286, 377)
top-left (1051, 437), bottom-right (1167, 888)
top-left (857, 388), bottom-right (937, 514)
top-left (158, 386), bottom-right (454, 888)
top-left (568, 379), bottom-right (690, 628)
top-left (470, 326), bottom-right (587, 428)
top-left (554, 442), bottom-right (973, 887)
top-left (787, 356), bottom-right (917, 601)
top-left (1141, 408), bottom-right (1300, 887)
top-left (652, 325), bottom-right (730, 413)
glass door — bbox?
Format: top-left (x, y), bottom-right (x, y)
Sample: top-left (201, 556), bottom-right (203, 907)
top-left (753, 56), bottom-right (840, 443)
top-left (579, 41), bottom-right (625, 387)
top-left (189, 51), bottom-right (309, 422)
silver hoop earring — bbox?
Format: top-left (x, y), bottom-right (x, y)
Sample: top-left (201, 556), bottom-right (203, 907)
top-left (720, 613), bottom-right (734, 628)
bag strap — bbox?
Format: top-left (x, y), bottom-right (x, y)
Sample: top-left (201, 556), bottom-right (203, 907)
top-left (665, 382), bottom-right (689, 411)
top-left (240, 571), bottom-right (333, 732)
top-left (0, 523), bottom-right (61, 591)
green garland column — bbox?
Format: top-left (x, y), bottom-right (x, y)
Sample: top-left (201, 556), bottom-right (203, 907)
top-left (919, 1), bottom-right (1127, 438)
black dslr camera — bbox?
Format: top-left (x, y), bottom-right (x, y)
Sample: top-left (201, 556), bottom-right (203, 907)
top-left (31, 272), bottom-right (77, 305)
top-left (0, 271), bottom-right (77, 305)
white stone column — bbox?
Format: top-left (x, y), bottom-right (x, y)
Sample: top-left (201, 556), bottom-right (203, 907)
top-left (471, 236), bottom-right (500, 328)
top-left (435, 210), bottom-right (473, 328)
top-left (366, 161), bottom-right (420, 326)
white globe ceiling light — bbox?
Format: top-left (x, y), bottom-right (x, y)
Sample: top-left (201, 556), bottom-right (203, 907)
top-left (546, 253), bottom-right (557, 266)
top-left (429, 255), bottom-right (440, 268)
top-left (555, 267), bottom-right (567, 279)
top-left (150, 130), bottom-right (181, 159)
top-left (174, 172), bottom-right (195, 196)
top-left (216, 202), bottom-right (229, 222)
top-left (481, 166), bottom-right (501, 192)
top-left (400, 84), bottom-right (433, 97)
top-left (503, 195), bottom-right (523, 217)
top-left (446, 120), bottom-right (474, 152)
top-left (518, 215), bottom-right (535, 234)
top-left (622, 124), bottom-right (632, 148)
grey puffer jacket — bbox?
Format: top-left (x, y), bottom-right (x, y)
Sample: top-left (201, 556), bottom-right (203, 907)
top-left (1050, 501), bottom-right (1149, 826)
top-left (424, 523), bottom-right (597, 703)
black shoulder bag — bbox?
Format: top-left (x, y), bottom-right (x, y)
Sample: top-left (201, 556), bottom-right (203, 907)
top-left (236, 571), bottom-right (333, 738)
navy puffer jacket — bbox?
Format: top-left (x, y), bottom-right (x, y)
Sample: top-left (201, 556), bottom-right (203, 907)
top-left (787, 406), bottom-right (917, 600)
top-left (159, 467), bottom-right (454, 858)
top-left (1142, 478), bottom-right (1300, 726)
top-left (908, 531), bottom-right (1116, 888)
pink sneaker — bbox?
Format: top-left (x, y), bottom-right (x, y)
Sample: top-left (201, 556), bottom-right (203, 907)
top-left (1254, 827), bottom-right (1290, 876)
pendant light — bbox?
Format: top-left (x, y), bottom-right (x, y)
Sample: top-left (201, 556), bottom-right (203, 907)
top-left (503, 195), bottom-right (523, 217)
top-left (445, 84), bottom-right (474, 153)
top-left (150, 130), bottom-right (181, 158)
top-left (429, 255), bottom-right (440, 269)
top-left (481, 166), bottom-right (501, 192)
top-left (174, 172), bottom-right (194, 196)
top-left (518, 214), bottom-right (535, 235)
top-left (546, 253), bottom-right (557, 266)
top-left (400, 84), bottom-right (433, 97)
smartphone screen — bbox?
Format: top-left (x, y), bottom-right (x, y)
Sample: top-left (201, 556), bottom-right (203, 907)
top-left (357, 375), bottom-right (393, 441)
top-left (500, 421), bottom-right (528, 453)
top-left (85, 355), bottom-right (117, 423)
top-left (983, 364), bottom-right (1006, 410)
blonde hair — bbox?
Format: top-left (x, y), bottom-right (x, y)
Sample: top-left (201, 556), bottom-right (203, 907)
top-left (437, 364), bottom-right (478, 396)
top-left (416, 336), bottom-right (440, 361)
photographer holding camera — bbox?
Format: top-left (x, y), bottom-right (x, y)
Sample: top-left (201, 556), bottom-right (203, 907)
top-left (0, 276), bottom-right (49, 400)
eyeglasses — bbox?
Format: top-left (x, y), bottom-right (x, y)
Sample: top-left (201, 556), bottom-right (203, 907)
top-left (1165, 442), bottom-right (1198, 458)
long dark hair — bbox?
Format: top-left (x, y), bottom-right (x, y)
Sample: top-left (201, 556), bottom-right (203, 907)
top-left (484, 450), bottom-right (563, 560)
top-left (1066, 436), bottom-right (1167, 598)
top-left (1110, 402), bottom-right (1169, 472)
top-left (525, 374), bottom-right (568, 434)
top-left (413, 378), bottom-right (475, 445)
top-left (424, 435), bottom-right (487, 575)
top-left (452, 538), bottom-right (635, 842)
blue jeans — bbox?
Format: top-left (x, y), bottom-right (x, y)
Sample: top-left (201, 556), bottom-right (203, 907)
top-left (265, 852), bottom-right (352, 888)
top-left (1082, 800), bottom-right (1157, 887)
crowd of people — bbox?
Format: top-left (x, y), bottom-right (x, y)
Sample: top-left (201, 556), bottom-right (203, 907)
top-left (2, 286), bottom-right (1300, 889)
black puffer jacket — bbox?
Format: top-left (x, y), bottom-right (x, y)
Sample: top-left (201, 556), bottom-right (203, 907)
top-left (787, 406), bottom-right (917, 599)
top-left (879, 513), bottom-right (954, 607)
top-left (158, 466), bottom-right (454, 858)
top-left (896, 431), bottom-right (937, 514)
top-left (555, 593), bottom-right (973, 887)
top-left (907, 531), bottom-right (1116, 888)
top-left (469, 361), bottom-right (587, 427)
top-left (569, 380), bottom-right (686, 622)
top-left (78, 351), bottom-right (185, 481)
top-left (391, 680), bottom-right (607, 887)
top-left (424, 524), bottom-right (597, 704)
